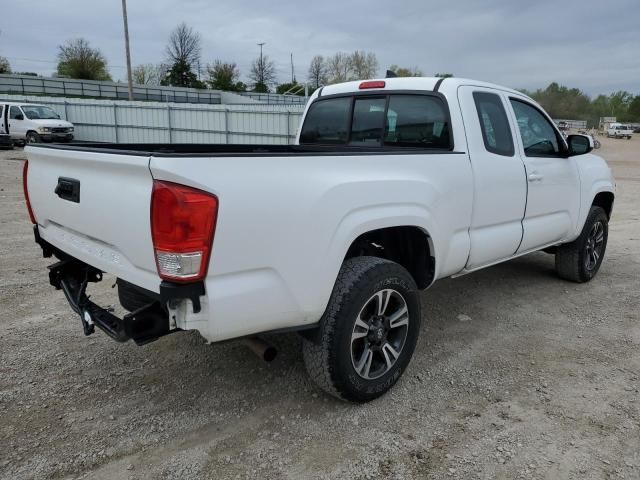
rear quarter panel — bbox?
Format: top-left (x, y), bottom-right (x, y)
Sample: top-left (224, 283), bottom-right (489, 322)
top-left (150, 152), bottom-right (473, 341)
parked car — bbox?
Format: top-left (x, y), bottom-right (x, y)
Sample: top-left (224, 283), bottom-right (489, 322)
top-left (3, 102), bottom-right (74, 145)
top-left (607, 123), bottom-right (633, 139)
top-left (23, 77), bottom-right (615, 402)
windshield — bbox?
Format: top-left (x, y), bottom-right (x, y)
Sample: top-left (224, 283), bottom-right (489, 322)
top-left (21, 105), bottom-right (59, 120)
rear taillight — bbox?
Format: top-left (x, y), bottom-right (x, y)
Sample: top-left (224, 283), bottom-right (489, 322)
top-left (22, 161), bottom-right (36, 224)
top-left (150, 180), bottom-right (218, 283)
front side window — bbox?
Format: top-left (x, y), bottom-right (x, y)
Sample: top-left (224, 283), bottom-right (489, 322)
top-left (473, 92), bottom-right (514, 156)
top-left (300, 94), bottom-right (451, 149)
top-left (510, 99), bottom-right (561, 157)
top-left (9, 106), bottom-right (23, 119)
top-left (21, 105), bottom-right (59, 120)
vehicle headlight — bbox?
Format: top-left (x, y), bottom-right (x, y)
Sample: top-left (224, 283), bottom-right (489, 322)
top-left (38, 127), bottom-right (51, 133)
top-left (68, 127), bottom-right (74, 132)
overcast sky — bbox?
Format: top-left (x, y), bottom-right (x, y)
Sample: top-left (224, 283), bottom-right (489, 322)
top-left (2, 0), bottom-right (638, 95)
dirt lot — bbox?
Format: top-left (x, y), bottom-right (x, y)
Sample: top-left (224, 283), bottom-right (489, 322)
top-left (1, 136), bottom-right (638, 480)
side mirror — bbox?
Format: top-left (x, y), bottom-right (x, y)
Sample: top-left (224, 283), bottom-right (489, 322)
top-left (15, 114), bottom-right (24, 120)
top-left (567, 134), bottom-right (593, 156)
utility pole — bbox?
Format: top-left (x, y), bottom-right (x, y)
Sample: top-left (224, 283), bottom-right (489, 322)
top-left (290, 53), bottom-right (295, 83)
top-left (121, 0), bottom-right (134, 101)
top-left (257, 42), bottom-right (265, 84)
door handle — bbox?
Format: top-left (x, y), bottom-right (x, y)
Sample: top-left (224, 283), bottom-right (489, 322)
top-left (528, 173), bottom-right (543, 182)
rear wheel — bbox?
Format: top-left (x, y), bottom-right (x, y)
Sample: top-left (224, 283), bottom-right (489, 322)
top-left (26, 132), bottom-right (41, 144)
top-left (555, 206), bottom-right (608, 283)
top-left (303, 256), bottom-right (421, 402)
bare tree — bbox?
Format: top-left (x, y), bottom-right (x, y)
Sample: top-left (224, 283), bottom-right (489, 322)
top-left (307, 55), bottom-right (327, 90)
top-left (326, 52), bottom-right (351, 84)
top-left (165, 22), bottom-right (202, 69)
top-left (388, 64), bottom-right (423, 77)
top-left (132, 63), bottom-right (161, 85)
top-left (349, 51), bottom-right (378, 80)
top-left (249, 55), bottom-right (277, 92)
top-left (56, 38), bottom-right (111, 80)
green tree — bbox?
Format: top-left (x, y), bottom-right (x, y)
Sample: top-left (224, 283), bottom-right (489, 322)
top-left (626, 96), bottom-right (640, 121)
top-left (0, 56), bottom-right (11, 74)
top-left (434, 73), bottom-right (453, 78)
top-left (608, 91), bottom-right (633, 119)
top-left (206, 61), bottom-right (245, 92)
top-left (56, 38), bottom-right (111, 80)
top-left (276, 81), bottom-right (305, 95)
top-left (388, 65), bottom-right (423, 77)
top-left (163, 23), bottom-right (203, 88)
top-left (161, 59), bottom-right (204, 88)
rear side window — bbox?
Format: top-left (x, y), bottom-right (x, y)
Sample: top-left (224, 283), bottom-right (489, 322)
top-left (299, 97), bottom-right (351, 144)
top-left (473, 92), bottom-right (514, 156)
top-left (300, 94), bottom-right (451, 149)
top-left (384, 95), bottom-right (450, 148)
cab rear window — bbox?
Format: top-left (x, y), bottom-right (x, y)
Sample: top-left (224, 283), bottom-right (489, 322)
top-left (300, 93), bottom-right (452, 149)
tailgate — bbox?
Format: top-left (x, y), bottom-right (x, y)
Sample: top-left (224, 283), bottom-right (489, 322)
top-left (26, 146), bottom-right (160, 293)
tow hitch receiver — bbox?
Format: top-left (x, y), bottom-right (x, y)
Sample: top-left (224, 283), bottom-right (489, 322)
top-left (48, 259), bottom-right (172, 345)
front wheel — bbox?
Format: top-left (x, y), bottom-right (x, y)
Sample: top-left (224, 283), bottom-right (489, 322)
top-left (303, 256), bottom-right (421, 402)
top-left (555, 206), bottom-right (608, 283)
top-left (26, 132), bottom-right (41, 144)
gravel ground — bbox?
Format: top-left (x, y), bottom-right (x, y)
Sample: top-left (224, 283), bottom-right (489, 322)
top-left (0, 136), bottom-right (639, 480)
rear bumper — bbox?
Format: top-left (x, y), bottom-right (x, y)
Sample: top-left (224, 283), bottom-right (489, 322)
top-left (34, 225), bottom-right (205, 345)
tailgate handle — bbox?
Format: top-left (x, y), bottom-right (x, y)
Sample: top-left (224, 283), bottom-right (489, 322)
top-left (55, 177), bottom-right (80, 203)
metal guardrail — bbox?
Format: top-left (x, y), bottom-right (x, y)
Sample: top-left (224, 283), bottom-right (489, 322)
top-left (0, 74), bottom-right (221, 104)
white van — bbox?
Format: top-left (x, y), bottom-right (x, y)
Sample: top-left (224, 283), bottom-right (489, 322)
top-left (1, 102), bottom-right (74, 144)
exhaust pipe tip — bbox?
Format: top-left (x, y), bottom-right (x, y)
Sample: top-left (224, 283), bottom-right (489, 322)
top-left (242, 337), bottom-right (278, 363)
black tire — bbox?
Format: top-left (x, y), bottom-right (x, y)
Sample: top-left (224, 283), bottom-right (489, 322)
top-left (26, 132), bottom-right (41, 144)
top-left (555, 206), bottom-right (608, 283)
top-left (303, 256), bottom-right (421, 403)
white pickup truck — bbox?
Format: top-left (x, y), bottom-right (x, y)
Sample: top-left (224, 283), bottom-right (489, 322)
top-left (23, 77), bottom-right (615, 402)
top-left (607, 123), bottom-right (633, 139)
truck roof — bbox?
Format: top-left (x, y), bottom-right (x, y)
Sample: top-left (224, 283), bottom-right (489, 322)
top-left (316, 76), bottom-right (531, 101)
